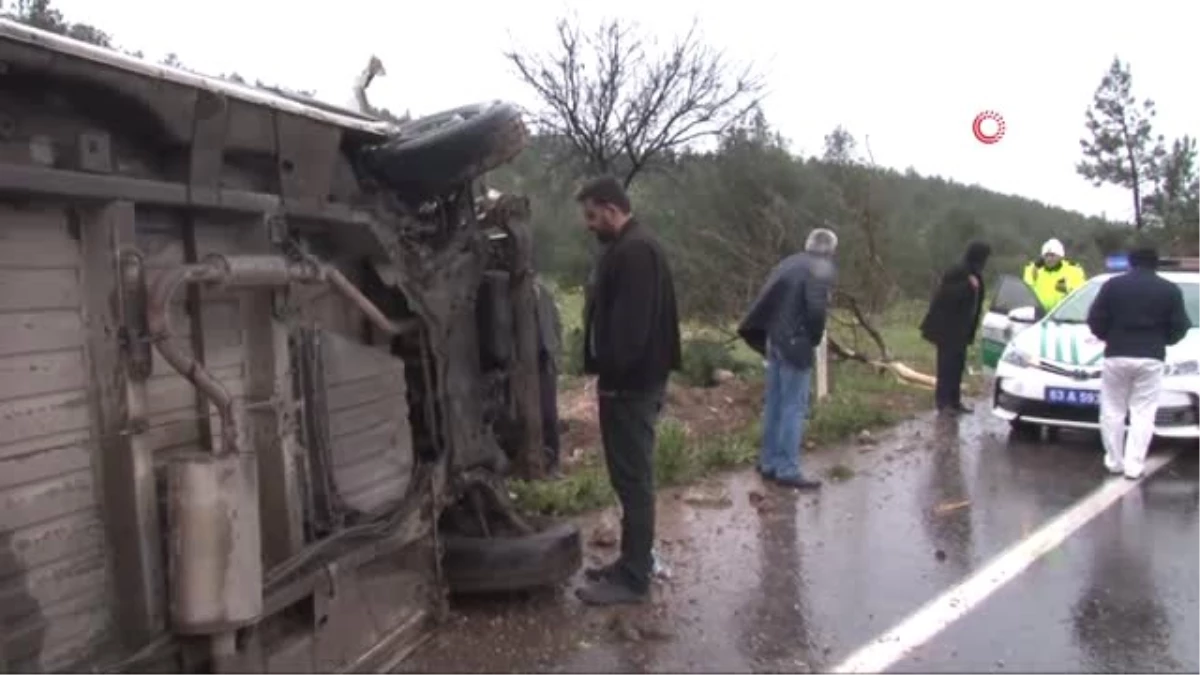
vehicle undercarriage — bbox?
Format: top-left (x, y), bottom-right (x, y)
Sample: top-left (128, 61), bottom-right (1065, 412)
top-left (0, 19), bottom-right (579, 673)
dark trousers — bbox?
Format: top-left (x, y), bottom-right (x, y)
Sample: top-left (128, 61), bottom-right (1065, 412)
top-left (935, 343), bottom-right (967, 409)
top-left (538, 355), bottom-right (560, 469)
top-left (598, 385), bottom-right (664, 593)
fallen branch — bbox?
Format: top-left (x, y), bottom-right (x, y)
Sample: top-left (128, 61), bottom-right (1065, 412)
top-left (835, 291), bottom-right (893, 362)
top-left (827, 336), bottom-right (936, 389)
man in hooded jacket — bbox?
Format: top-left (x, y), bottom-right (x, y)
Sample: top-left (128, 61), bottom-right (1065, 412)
top-left (921, 241), bottom-right (992, 413)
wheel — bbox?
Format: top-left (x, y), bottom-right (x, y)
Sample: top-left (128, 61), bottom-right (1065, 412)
top-left (360, 101), bottom-right (528, 200)
top-left (441, 518), bottom-right (582, 594)
top-left (1009, 418), bottom-right (1041, 440)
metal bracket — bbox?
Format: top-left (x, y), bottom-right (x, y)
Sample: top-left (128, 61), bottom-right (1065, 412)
top-left (311, 561), bottom-right (338, 630)
top-left (263, 212), bottom-right (294, 320)
top-left (323, 562), bottom-right (339, 599)
top-left (77, 130), bottom-right (113, 174)
top-left (265, 212), bottom-right (288, 247)
top-left (118, 248), bottom-right (153, 381)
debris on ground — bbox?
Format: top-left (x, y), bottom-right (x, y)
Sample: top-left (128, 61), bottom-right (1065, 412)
top-left (828, 464), bottom-right (855, 482)
top-left (652, 549), bottom-right (672, 580)
top-left (935, 499), bottom-right (971, 514)
top-left (590, 517), bottom-right (619, 547)
top-left (558, 378), bottom-right (761, 467)
top-left (605, 612), bottom-right (675, 644)
top-left (682, 482), bottom-right (733, 508)
top-left (748, 489), bottom-right (771, 513)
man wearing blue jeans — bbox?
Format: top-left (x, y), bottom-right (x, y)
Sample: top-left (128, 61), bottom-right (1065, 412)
top-left (738, 229), bottom-right (838, 490)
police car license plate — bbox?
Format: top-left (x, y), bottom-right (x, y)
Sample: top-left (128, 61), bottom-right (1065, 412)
top-left (1045, 387), bottom-right (1099, 407)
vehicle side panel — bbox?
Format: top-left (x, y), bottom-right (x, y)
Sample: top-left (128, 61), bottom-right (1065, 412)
top-left (0, 204), bottom-right (117, 671)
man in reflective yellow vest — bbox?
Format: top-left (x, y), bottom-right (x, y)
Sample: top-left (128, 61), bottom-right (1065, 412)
top-left (1023, 238), bottom-right (1087, 311)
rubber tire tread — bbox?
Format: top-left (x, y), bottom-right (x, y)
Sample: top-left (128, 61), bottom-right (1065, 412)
top-left (441, 520), bottom-right (582, 594)
top-left (361, 101), bottom-right (527, 200)
top-left (1009, 418), bottom-right (1041, 440)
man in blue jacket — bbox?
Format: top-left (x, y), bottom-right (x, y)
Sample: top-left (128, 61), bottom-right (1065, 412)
top-left (1086, 246), bottom-right (1190, 479)
top-left (737, 229), bottom-right (839, 490)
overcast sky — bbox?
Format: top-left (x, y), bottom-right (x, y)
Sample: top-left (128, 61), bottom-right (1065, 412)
top-left (50, 0), bottom-right (1200, 226)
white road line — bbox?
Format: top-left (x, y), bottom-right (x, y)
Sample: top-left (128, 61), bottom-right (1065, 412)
top-left (830, 452), bottom-right (1177, 674)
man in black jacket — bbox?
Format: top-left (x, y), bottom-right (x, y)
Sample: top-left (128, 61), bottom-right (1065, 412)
top-left (574, 176), bottom-right (681, 606)
top-left (737, 228), bottom-right (839, 490)
top-left (920, 241), bottom-right (991, 413)
top-left (1086, 246), bottom-right (1190, 479)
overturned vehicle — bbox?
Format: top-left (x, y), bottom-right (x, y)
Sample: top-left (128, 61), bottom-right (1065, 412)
top-left (0, 20), bottom-right (580, 673)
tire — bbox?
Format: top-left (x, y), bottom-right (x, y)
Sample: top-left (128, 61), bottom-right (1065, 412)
top-left (441, 520), bottom-right (582, 594)
top-left (360, 101), bottom-right (528, 200)
top-left (1009, 419), bottom-right (1041, 440)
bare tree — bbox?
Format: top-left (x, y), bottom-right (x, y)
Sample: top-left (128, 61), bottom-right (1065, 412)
top-left (5, 0), bottom-right (112, 46)
top-left (820, 128), bottom-right (896, 361)
top-left (505, 16), bottom-right (764, 187)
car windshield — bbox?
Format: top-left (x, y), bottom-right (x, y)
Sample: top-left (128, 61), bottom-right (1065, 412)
top-left (1048, 278), bottom-right (1200, 328)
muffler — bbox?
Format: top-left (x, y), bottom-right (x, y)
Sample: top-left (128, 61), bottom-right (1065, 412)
top-left (167, 451), bottom-right (263, 635)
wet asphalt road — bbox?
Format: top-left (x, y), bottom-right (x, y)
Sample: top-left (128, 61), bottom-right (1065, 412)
top-left (400, 407), bottom-right (1199, 674)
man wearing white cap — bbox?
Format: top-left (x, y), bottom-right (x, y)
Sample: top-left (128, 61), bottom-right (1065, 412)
top-left (1023, 238), bottom-right (1087, 312)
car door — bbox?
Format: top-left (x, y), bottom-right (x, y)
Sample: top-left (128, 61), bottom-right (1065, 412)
top-left (980, 274), bottom-right (1041, 368)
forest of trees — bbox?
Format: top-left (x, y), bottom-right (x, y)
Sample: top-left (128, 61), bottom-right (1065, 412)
top-left (4, 2), bottom-right (1196, 358)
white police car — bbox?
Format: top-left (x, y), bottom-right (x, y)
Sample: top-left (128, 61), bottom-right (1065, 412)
top-left (982, 255), bottom-right (1200, 439)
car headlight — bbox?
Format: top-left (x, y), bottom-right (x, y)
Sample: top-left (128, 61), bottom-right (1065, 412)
top-left (1165, 360), bottom-right (1199, 377)
top-left (1001, 347), bottom-right (1036, 369)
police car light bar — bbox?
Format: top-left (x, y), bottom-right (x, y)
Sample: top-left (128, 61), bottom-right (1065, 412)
top-left (1161, 257), bottom-right (1200, 272)
top-left (1104, 254), bottom-right (1199, 272)
top-left (1105, 254), bottom-right (1129, 272)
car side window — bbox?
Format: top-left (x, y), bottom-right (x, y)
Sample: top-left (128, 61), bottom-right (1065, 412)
top-left (990, 274), bottom-right (1039, 316)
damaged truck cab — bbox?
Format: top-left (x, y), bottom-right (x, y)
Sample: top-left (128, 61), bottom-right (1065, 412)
top-left (0, 19), bottom-right (579, 673)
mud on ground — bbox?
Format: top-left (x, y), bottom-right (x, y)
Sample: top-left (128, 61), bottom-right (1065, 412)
top-left (399, 411), bottom-right (996, 674)
top-left (558, 378), bottom-right (762, 468)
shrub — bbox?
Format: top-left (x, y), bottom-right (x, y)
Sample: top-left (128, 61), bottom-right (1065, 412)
top-left (679, 338), bottom-right (743, 387)
top-left (561, 326), bottom-right (586, 376)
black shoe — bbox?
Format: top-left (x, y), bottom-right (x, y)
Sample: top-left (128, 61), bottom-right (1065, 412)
top-left (576, 577), bottom-right (648, 606)
top-left (756, 465), bottom-right (775, 480)
top-left (951, 403), bottom-right (974, 414)
top-left (772, 475), bottom-right (822, 490)
top-left (583, 561), bottom-right (620, 583)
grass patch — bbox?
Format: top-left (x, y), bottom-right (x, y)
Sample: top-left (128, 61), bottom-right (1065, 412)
top-left (678, 337), bottom-right (758, 387)
top-left (510, 363), bottom-right (913, 517)
top-left (518, 288), bottom-right (982, 516)
top-left (510, 418), bottom-right (758, 517)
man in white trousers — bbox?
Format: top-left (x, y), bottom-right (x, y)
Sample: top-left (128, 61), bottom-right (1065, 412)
top-left (1086, 246), bottom-right (1190, 479)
